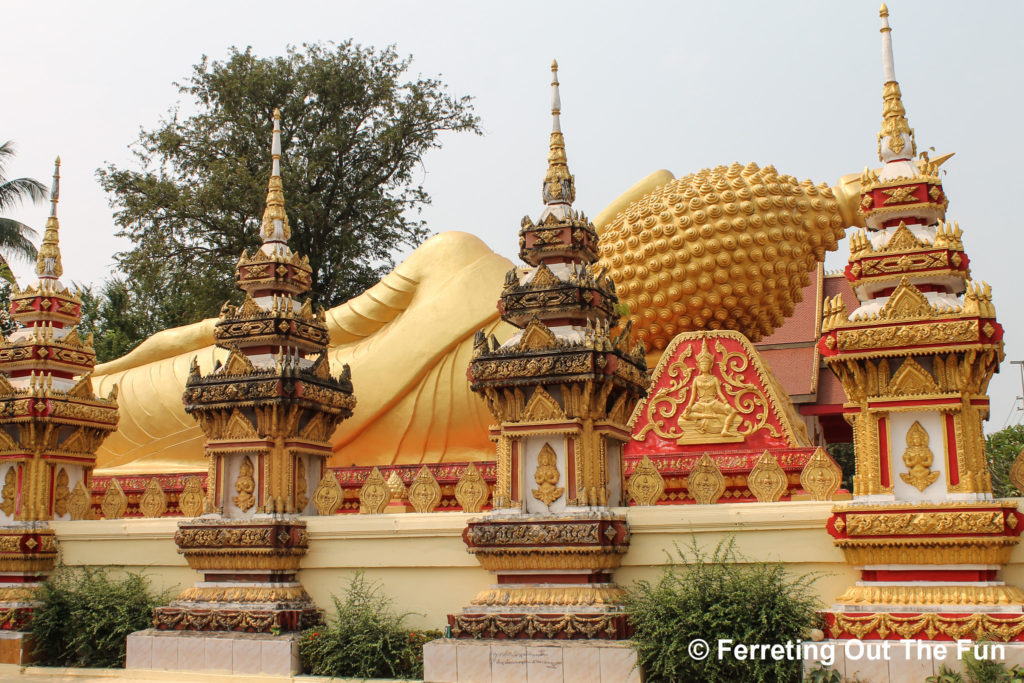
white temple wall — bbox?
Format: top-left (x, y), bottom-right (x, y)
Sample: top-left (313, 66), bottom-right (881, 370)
top-left (54, 501), bottom-right (1024, 630)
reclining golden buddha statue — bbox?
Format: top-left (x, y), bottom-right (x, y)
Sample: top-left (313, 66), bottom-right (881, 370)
top-left (90, 142), bottom-right (944, 474)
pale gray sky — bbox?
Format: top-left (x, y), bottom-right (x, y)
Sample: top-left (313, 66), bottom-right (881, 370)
top-left (3, 1), bottom-right (1024, 432)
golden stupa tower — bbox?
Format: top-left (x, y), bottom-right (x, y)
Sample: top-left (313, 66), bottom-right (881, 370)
top-left (451, 62), bottom-right (648, 641)
top-left (819, 6), bottom-right (1024, 642)
top-left (151, 110), bottom-right (356, 635)
top-left (0, 158), bottom-right (118, 645)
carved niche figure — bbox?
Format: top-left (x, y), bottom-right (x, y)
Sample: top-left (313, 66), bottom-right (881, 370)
top-left (899, 421), bottom-right (940, 492)
top-left (532, 442), bottom-right (564, 508)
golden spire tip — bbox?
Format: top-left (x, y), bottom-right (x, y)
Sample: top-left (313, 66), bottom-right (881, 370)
top-left (54, 156), bottom-right (61, 166)
top-left (551, 59), bottom-right (558, 72)
top-left (273, 107), bottom-right (281, 120)
top-left (880, 3), bottom-right (889, 18)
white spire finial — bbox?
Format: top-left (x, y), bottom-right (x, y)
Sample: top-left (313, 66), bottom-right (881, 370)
top-left (271, 108), bottom-right (282, 177)
top-left (880, 4), bottom-right (895, 83)
top-left (50, 156), bottom-right (60, 219)
top-left (260, 108), bottom-right (290, 245)
top-left (551, 59), bottom-right (561, 134)
top-left (875, 5), bottom-right (916, 162)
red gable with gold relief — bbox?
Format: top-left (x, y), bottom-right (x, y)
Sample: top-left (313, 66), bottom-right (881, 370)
top-left (628, 330), bottom-right (812, 455)
top-left (624, 331), bottom-right (824, 505)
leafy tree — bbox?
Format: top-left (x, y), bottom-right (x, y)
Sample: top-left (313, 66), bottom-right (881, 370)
top-left (76, 280), bottom-right (158, 363)
top-left (825, 442), bottom-right (855, 493)
top-left (0, 141), bottom-right (44, 280)
top-left (97, 42), bottom-right (480, 354)
top-left (986, 424), bottom-right (1024, 498)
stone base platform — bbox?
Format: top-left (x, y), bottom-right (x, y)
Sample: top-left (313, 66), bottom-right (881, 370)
top-left (0, 631), bottom-right (33, 665)
top-left (804, 639), bottom-right (1024, 682)
top-left (423, 638), bottom-right (640, 683)
top-left (126, 629), bottom-right (301, 676)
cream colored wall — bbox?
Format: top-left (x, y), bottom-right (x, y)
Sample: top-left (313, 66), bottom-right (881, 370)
top-left (50, 500), bottom-right (1024, 630)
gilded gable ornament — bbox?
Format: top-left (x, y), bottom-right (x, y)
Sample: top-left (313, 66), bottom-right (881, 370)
top-left (386, 471), bottom-right (407, 500)
top-left (0, 467), bottom-right (15, 517)
top-left (687, 453), bottom-right (725, 504)
top-left (359, 467), bottom-right (391, 514)
top-left (899, 421), bottom-right (940, 492)
top-left (53, 468), bottom-right (70, 518)
top-left (139, 478), bottom-right (168, 518)
top-left (233, 456), bottom-right (256, 513)
top-left (748, 450), bottom-right (788, 503)
top-left (312, 471), bottom-right (343, 515)
top-left (523, 387), bottom-right (564, 421)
top-left (531, 442), bottom-right (564, 508)
top-left (178, 476), bottom-right (206, 518)
top-left (408, 466), bottom-right (442, 513)
top-left (627, 455), bottom-right (665, 506)
top-left (800, 447), bottom-right (842, 501)
top-left (67, 480), bottom-right (91, 520)
top-left (101, 478), bottom-right (128, 520)
top-left (455, 463), bottom-right (489, 513)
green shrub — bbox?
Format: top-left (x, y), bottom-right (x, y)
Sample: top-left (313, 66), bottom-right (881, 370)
top-left (31, 566), bottom-right (171, 667)
top-left (299, 572), bottom-right (443, 679)
top-left (625, 537), bottom-right (821, 683)
top-left (804, 663), bottom-right (842, 683)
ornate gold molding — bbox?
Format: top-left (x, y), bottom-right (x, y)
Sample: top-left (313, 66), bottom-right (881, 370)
top-left (312, 472), bottom-right (343, 515)
top-left (748, 450), bottom-right (788, 503)
top-left (800, 447), bottom-right (841, 501)
top-left (408, 466), bottom-right (441, 513)
top-left (358, 467), bottom-right (391, 514)
top-left (100, 478), bottom-right (127, 519)
top-left (627, 455), bottom-right (664, 506)
top-left (687, 453), bottom-right (724, 504)
top-left (455, 463), bottom-right (489, 513)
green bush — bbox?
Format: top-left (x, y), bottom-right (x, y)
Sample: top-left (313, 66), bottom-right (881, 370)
top-left (299, 572), bottom-right (443, 679)
top-left (986, 424), bottom-right (1024, 498)
top-left (625, 537), bottom-right (822, 683)
top-left (31, 566), bottom-right (171, 667)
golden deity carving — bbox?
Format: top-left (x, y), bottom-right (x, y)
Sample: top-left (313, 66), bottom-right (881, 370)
top-left (67, 481), bottom-right (91, 520)
top-left (232, 456), bottom-right (256, 512)
top-left (748, 451), bottom-right (788, 503)
top-left (455, 463), bottom-right (489, 513)
top-left (312, 471), bottom-right (343, 515)
top-left (627, 455), bottom-right (664, 506)
top-left (101, 478), bottom-right (127, 519)
top-left (679, 339), bottom-right (741, 442)
top-left (178, 476), bottom-right (205, 517)
top-left (408, 466), bottom-right (441, 513)
top-left (531, 443), bottom-right (564, 508)
top-left (800, 447), bottom-right (842, 501)
top-left (899, 421), bottom-right (940, 492)
top-left (687, 453), bottom-right (725, 504)
top-left (359, 467), bottom-right (391, 514)
top-left (0, 468), bottom-right (15, 517)
top-left (139, 478), bottom-right (167, 518)
top-left (53, 468), bottom-right (70, 518)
